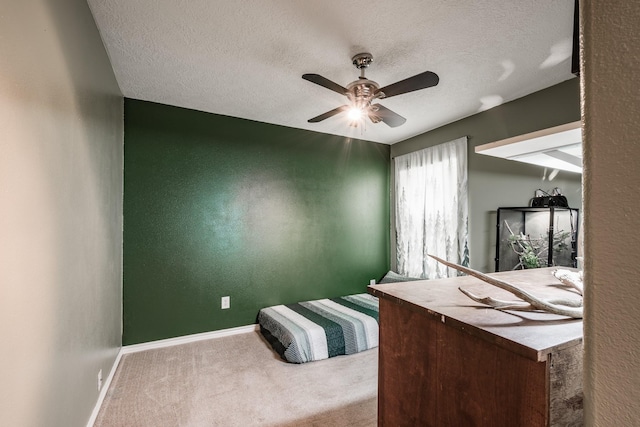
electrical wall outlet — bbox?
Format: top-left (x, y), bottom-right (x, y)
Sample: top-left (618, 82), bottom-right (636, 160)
top-left (97, 369), bottom-right (103, 392)
top-left (221, 296), bottom-right (230, 309)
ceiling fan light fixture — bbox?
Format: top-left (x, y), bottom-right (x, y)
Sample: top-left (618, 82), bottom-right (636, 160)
top-left (347, 106), bottom-right (364, 121)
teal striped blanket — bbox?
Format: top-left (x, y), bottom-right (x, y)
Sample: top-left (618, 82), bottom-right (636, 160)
top-left (258, 293), bottom-right (379, 364)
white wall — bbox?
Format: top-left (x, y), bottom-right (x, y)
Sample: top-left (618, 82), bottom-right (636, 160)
top-left (0, 1), bottom-right (123, 426)
top-left (582, 1), bottom-right (640, 425)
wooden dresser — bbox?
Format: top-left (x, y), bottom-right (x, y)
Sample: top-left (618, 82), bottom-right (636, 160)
top-left (368, 268), bottom-right (583, 427)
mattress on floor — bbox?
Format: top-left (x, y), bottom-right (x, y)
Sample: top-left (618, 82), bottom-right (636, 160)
top-left (258, 293), bottom-right (379, 364)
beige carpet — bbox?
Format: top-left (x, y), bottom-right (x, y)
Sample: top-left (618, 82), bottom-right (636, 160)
top-left (94, 331), bottom-right (378, 426)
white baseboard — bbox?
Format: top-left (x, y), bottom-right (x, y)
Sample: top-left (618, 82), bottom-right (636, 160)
top-left (86, 348), bottom-right (123, 427)
top-left (86, 324), bottom-right (258, 426)
top-left (121, 324), bottom-right (259, 354)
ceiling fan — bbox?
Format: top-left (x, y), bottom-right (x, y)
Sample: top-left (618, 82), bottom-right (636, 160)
top-left (302, 53), bottom-right (439, 128)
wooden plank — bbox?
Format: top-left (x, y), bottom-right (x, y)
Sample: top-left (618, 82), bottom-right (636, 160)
top-left (435, 320), bottom-right (548, 426)
top-left (378, 298), bottom-right (438, 426)
top-left (369, 268), bottom-right (583, 361)
top-left (548, 343), bottom-right (584, 426)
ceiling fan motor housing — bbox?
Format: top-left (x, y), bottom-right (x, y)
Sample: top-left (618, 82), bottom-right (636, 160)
top-left (349, 53), bottom-right (384, 105)
top-left (346, 79), bottom-right (379, 110)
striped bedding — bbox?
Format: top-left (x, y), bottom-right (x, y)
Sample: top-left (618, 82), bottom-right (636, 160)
top-left (258, 293), bottom-right (379, 364)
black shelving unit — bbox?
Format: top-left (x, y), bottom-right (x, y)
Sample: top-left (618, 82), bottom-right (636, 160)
top-left (495, 206), bottom-right (579, 272)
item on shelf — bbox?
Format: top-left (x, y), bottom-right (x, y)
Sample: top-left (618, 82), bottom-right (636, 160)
top-left (530, 195), bottom-right (569, 208)
top-left (495, 206), bottom-right (579, 272)
top-left (530, 187), bottom-right (569, 208)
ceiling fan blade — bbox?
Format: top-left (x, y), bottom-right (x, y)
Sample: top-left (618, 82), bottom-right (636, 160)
top-left (302, 74), bottom-right (348, 96)
top-left (308, 105), bottom-right (349, 123)
top-left (376, 71), bottom-right (439, 99)
top-left (370, 104), bottom-right (406, 128)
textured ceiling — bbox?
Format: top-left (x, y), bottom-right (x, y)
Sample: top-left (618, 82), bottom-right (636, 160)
top-left (87, 0), bottom-right (576, 144)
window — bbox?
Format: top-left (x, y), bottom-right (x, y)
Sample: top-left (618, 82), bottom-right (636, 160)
top-left (395, 137), bottom-right (468, 279)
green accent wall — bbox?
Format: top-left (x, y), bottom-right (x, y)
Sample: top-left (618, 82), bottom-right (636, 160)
top-left (124, 99), bottom-right (390, 345)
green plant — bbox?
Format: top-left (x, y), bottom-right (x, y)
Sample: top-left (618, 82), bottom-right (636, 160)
top-left (505, 221), bottom-right (570, 270)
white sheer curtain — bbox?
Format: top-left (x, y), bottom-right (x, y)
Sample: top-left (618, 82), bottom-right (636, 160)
top-left (395, 137), bottom-right (468, 279)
